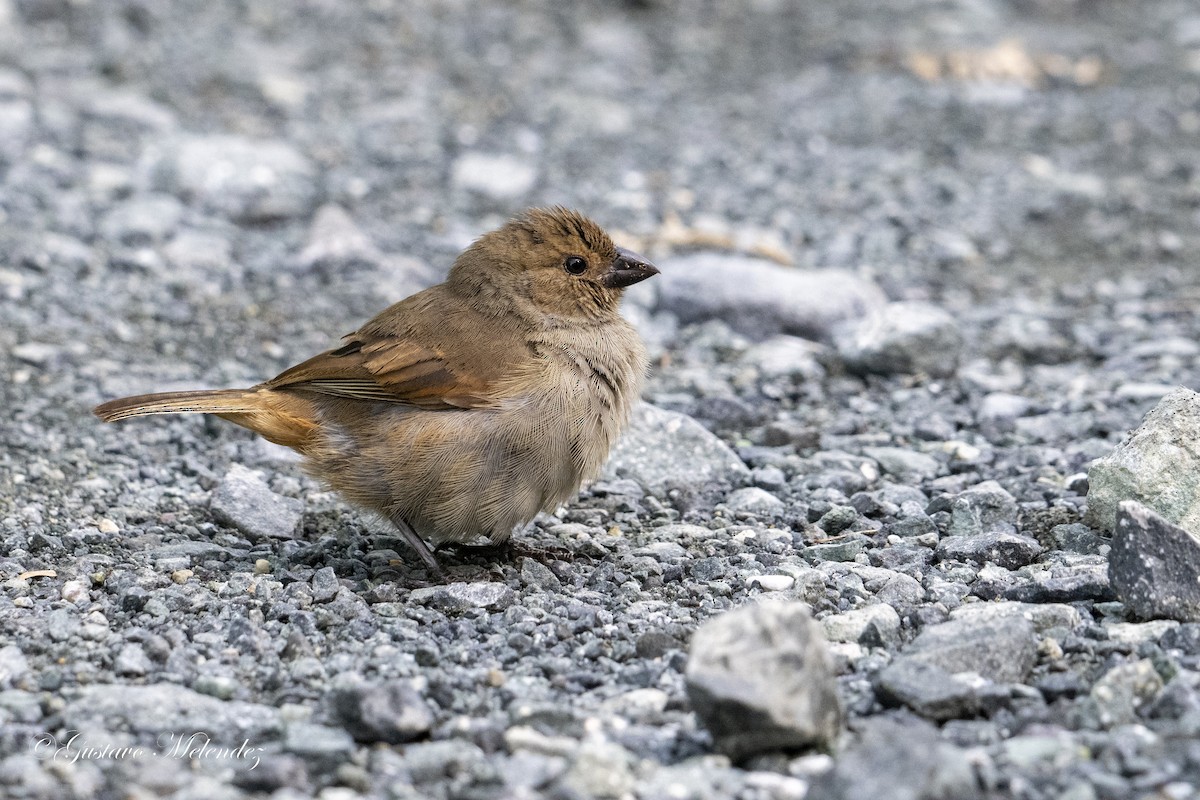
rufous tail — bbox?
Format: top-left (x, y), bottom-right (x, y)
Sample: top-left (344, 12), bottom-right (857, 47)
top-left (93, 389), bottom-right (263, 422)
top-left (93, 388), bottom-right (319, 450)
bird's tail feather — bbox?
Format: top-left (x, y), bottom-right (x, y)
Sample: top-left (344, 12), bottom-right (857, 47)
top-left (93, 389), bottom-right (261, 422)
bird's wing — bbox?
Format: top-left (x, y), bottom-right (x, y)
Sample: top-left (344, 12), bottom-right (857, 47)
top-left (264, 333), bottom-right (494, 410)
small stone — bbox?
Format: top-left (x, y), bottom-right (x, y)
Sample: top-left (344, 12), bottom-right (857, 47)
top-left (1077, 659), bottom-right (1164, 730)
top-left (521, 558), bottom-right (563, 591)
top-left (749, 574), bottom-right (796, 592)
top-left (409, 581), bottom-right (515, 613)
top-left (283, 722), bottom-right (356, 761)
top-left (557, 739), bottom-right (635, 799)
top-left (948, 480), bottom-right (1018, 536)
top-left (296, 204), bottom-right (381, 273)
top-left (657, 254), bottom-right (886, 341)
top-left (1051, 523), bottom-right (1107, 554)
top-left (816, 505), bottom-right (859, 534)
top-left (875, 659), bottom-right (982, 720)
top-left (822, 604), bottom-right (902, 649)
top-left (311, 567), bottom-right (340, 603)
top-left (902, 613), bottom-right (1037, 684)
top-left (99, 193), bottom-right (183, 246)
top-left (725, 487), bottom-right (785, 517)
top-left (738, 335), bottom-right (826, 381)
top-left (937, 531), bottom-right (1043, 568)
top-left (60, 579), bottom-right (87, 603)
top-left (97, 518), bottom-right (119, 535)
top-left (862, 447), bottom-right (940, 482)
top-left (1109, 501), bottom-right (1200, 621)
top-left (254, 559), bottom-right (272, 574)
top-left (603, 403), bottom-right (750, 502)
top-left (836, 301), bottom-right (963, 378)
top-left (451, 152), bottom-right (537, 200)
top-left (210, 464), bottom-right (303, 541)
top-left (159, 134), bottom-right (317, 222)
top-left (807, 716), bottom-right (983, 800)
top-left (978, 392), bottom-right (1032, 422)
top-left (1086, 387), bottom-right (1200, 533)
top-left (329, 679), bottom-right (434, 744)
top-left (115, 643), bottom-right (152, 677)
top-left (171, 569), bottom-right (192, 584)
top-left (686, 602), bottom-right (842, 759)
top-left (0, 645), bottom-right (30, 689)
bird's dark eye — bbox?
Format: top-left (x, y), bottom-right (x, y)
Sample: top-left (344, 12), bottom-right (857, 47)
top-left (564, 256), bottom-right (587, 275)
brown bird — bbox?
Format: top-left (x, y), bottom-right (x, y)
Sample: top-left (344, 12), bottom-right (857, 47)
top-left (94, 207), bottom-right (658, 572)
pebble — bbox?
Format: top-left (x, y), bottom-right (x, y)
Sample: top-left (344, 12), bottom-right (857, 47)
top-left (686, 602), bottom-right (842, 759)
top-left (822, 604), bottom-right (902, 649)
top-left (836, 301), bottom-right (963, 378)
top-left (1086, 388), bottom-right (1200, 533)
top-left (937, 531), bottom-right (1043, 568)
top-left (1109, 501), bottom-right (1200, 621)
top-left (158, 134), bottom-right (317, 222)
top-left (725, 487), bottom-right (785, 517)
top-left (657, 254), bottom-right (886, 341)
top-left (603, 402), bottom-right (750, 501)
top-left (451, 152), bottom-right (538, 200)
top-left (409, 581), bottom-right (516, 613)
top-left (209, 464), bottom-right (303, 541)
top-left (329, 679), bottom-right (434, 744)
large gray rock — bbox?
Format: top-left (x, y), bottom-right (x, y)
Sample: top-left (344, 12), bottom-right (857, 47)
top-left (877, 611), bottom-right (1037, 720)
top-left (685, 602), bottom-right (842, 760)
top-left (156, 134), bottom-right (318, 222)
top-left (807, 716), bottom-right (982, 800)
top-left (836, 301), bottom-right (963, 378)
top-left (61, 684), bottom-right (282, 743)
top-left (656, 253), bottom-right (885, 341)
top-left (1110, 500), bottom-right (1200, 621)
top-left (603, 403), bottom-right (749, 501)
top-left (1086, 387), bottom-right (1200, 533)
top-left (329, 679), bottom-right (434, 744)
top-left (210, 464), bottom-right (303, 541)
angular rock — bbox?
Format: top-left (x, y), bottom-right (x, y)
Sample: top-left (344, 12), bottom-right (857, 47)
top-left (62, 684), bottom-right (281, 743)
top-left (1110, 501), bottom-right (1200, 621)
top-left (875, 659), bottom-right (983, 721)
top-left (656, 254), bottom-right (886, 341)
top-left (686, 602), bottom-right (842, 760)
top-left (947, 480), bottom-right (1018, 536)
top-left (1086, 387), bottom-right (1200, 533)
top-left (603, 403), bottom-right (749, 502)
top-left (902, 613), bottom-right (1036, 684)
top-left (451, 152), bottom-right (538, 200)
top-left (295, 203), bottom-right (382, 274)
top-left (937, 531), bottom-right (1042, 569)
top-left (409, 581), bottom-right (515, 613)
top-left (1076, 659), bottom-right (1164, 730)
top-left (210, 464), bottom-right (303, 541)
top-left (863, 446), bottom-right (940, 482)
top-left (329, 680), bottom-right (434, 744)
top-left (157, 134), bottom-right (317, 222)
top-left (724, 487), bottom-right (785, 517)
top-left (836, 301), bottom-right (962, 379)
top-left (737, 335), bottom-right (827, 382)
top-left (807, 715), bottom-right (982, 800)
top-left (821, 604), bottom-right (902, 649)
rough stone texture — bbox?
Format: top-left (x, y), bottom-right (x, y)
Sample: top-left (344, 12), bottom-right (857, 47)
top-left (937, 531), bottom-right (1043, 568)
top-left (901, 613), bottom-right (1037, 682)
top-left (329, 680), bottom-right (434, 744)
top-left (209, 464), bottom-right (303, 541)
top-left (822, 604), bottom-right (902, 650)
top-left (656, 254), bottom-right (886, 341)
top-left (408, 582), bottom-right (515, 613)
top-left (836, 301), bottom-right (963, 378)
top-left (807, 715), bottom-right (983, 800)
top-left (155, 134), bottom-right (317, 222)
top-left (947, 480), bottom-right (1019, 536)
top-left (1110, 500), bottom-right (1200, 621)
top-left (686, 602), bottom-right (842, 760)
top-left (603, 402), bottom-right (750, 501)
top-left (1086, 387), bottom-right (1200, 533)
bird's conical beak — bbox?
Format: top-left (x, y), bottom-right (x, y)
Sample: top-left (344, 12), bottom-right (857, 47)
top-left (602, 247), bottom-right (660, 288)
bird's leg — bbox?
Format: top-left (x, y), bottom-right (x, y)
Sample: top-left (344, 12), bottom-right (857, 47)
top-left (435, 538), bottom-right (574, 564)
top-left (386, 513), bottom-right (443, 575)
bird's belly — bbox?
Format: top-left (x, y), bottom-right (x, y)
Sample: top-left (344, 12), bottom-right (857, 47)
top-left (310, 392), bottom-right (619, 545)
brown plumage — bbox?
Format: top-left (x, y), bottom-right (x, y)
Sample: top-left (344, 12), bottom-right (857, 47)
top-left (94, 208), bottom-right (659, 571)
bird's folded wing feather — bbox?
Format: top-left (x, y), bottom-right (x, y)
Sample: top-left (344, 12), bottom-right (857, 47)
top-left (263, 334), bottom-right (494, 410)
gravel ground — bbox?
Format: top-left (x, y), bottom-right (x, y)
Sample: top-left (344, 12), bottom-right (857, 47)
top-left (4, 1), bottom-right (1200, 798)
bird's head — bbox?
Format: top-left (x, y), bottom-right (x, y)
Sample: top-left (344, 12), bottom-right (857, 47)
top-left (450, 207), bottom-right (658, 321)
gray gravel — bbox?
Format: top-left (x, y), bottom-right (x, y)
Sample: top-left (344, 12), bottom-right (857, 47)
top-left (5, 0), bottom-right (1200, 798)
